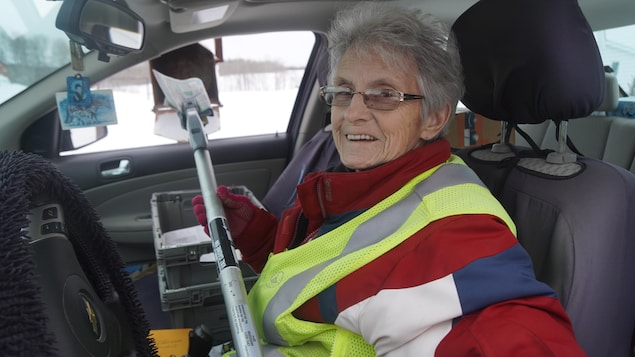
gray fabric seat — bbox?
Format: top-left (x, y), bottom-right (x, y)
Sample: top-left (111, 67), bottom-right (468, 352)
top-left (452, 0), bottom-right (635, 356)
top-left (261, 124), bottom-right (340, 219)
top-left (517, 73), bottom-right (635, 174)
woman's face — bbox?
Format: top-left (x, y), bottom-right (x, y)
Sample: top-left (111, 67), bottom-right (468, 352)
top-left (330, 50), bottom-right (439, 170)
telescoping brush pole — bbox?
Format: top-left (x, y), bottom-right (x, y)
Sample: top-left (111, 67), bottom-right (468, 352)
top-left (183, 101), bottom-right (263, 357)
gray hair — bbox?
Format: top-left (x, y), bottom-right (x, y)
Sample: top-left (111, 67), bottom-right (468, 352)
top-left (327, 2), bottom-right (464, 127)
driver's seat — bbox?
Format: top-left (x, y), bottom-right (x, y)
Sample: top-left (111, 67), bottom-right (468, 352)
top-left (452, 0), bottom-right (635, 356)
top-left (0, 150), bottom-right (158, 356)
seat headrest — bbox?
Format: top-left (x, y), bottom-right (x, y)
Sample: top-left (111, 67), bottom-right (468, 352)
top-left (597, 73), bottom-right (620, 112)
top-left (452, 0), bottom-right (605, 125)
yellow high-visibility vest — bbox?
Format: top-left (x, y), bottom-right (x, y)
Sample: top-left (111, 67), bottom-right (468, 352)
top-left (246, 155), bottom-right (515, 356)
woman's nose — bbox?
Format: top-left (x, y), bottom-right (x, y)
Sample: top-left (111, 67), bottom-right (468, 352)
top-left (350, 92), bottom-right (366, 107)
top-left (345, 93), bottom-right (371, 120)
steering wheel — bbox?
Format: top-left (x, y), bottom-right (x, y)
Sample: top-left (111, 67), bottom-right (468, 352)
top-left (27, 194), bottom-right (135, 356)
top-left (0, 150), bottom-right (156, 356)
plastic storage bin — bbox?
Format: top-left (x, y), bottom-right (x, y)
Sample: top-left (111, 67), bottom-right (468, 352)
top-left (151, 188), bottom-right (259, 336)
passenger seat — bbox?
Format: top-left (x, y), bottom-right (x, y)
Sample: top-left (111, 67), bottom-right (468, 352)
top-left (261, 41), bottom-right (341, 219)
top-left (452, 0), bottom-right (635, 356)
top-left (261, 124), bottom-right (340, 219)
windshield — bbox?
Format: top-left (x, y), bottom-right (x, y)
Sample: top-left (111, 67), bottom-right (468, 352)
top-left (0, 0), bottom-right (68, 104)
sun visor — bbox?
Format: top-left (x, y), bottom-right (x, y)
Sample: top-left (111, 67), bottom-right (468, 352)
top-left (168, 1), bottom-right (238, 33)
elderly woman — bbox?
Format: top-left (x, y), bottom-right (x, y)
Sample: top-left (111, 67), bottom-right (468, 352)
top-left (194, 3), bottom-right (584, 356)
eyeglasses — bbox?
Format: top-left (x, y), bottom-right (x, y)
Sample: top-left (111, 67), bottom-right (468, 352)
top-left (319, 86), bottom-right (425, 111)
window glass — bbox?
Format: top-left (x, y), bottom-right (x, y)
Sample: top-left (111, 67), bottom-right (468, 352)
top-left (62, 31), bottom-right (315, 155)
top-left (595, 24), bottom-right (635, 95)
top-left (0, 1), bottom-right (67, 104)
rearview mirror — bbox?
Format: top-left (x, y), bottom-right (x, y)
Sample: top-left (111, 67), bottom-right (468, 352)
top-left (56, 0), bottom-right (145, 61)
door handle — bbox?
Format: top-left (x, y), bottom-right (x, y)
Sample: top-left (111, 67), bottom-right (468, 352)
top-left (100, 159), bottom-right (131, 178)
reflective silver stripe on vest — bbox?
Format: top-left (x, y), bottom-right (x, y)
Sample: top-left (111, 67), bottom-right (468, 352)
top-left (262, 344), bottom-right (285, 356)
top-left (262, 162), bottom-right (485, 345)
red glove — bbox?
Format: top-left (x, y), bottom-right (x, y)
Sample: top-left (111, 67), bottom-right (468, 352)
top-left (192, 185), bottom-right (257, 239)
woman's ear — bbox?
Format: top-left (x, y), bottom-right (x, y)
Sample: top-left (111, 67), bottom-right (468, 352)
top-left (420, 103), bottom-right (452, 140)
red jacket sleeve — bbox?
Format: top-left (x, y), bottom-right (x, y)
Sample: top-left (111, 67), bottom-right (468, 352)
top-left (435, 296), bottom-right (586, 356)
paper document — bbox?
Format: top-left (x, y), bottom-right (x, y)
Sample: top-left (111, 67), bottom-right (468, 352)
top-left (162, 225), bottom-right (209, 248)
top-left (161, 225), bottom-right (243, 263)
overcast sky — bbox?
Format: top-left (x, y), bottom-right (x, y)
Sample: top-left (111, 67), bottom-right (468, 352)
top-left (202, 32), bottom-right (315, 68)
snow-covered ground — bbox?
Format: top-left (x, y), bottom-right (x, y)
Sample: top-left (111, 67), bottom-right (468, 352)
top-left (63, 82), bottom-right (298, 155)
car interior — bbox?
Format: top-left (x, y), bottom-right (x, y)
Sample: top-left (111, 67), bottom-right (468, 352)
top-left (1, 0), bottom-right (635, 356)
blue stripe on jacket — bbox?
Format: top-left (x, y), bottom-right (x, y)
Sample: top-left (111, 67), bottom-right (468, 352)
top-left (453, 243), bottom-right (557, 314)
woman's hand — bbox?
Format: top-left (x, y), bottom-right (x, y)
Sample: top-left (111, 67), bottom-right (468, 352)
top-left (192, 185), bottom-right (257, 238)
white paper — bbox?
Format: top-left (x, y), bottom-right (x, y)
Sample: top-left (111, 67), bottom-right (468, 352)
top-left (160, 225), bottom-right (243, 263)
top-left (161, 225), bottom-right (210, 248)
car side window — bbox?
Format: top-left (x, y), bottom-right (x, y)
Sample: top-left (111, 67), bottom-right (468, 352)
top-left (61, 31), bottom-right (316, 155)
top-left (595, 24), bottom-right (635, 95)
